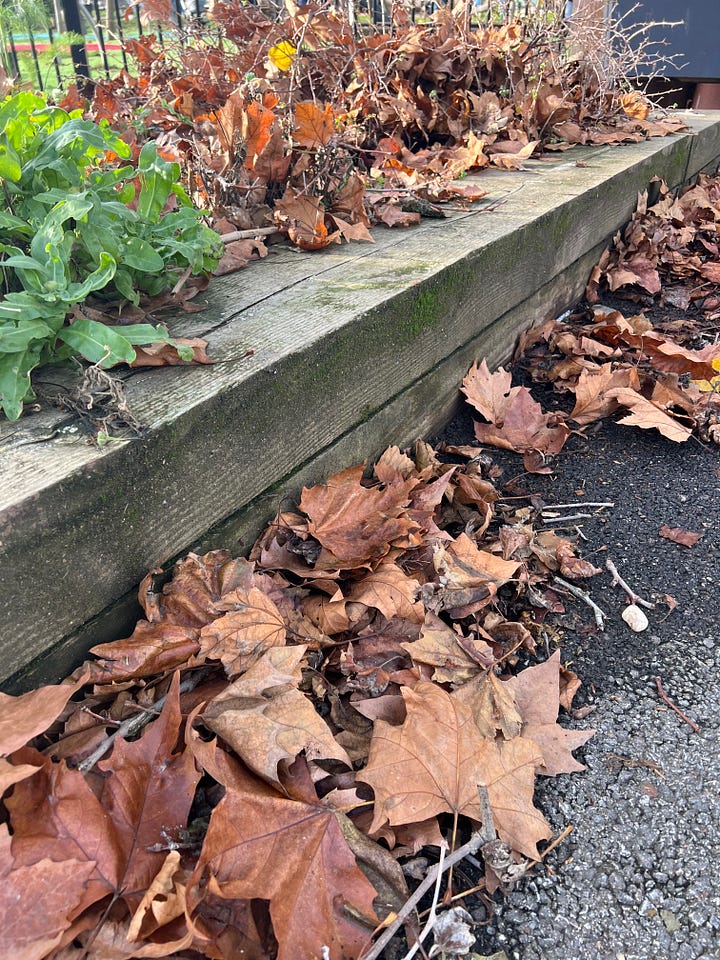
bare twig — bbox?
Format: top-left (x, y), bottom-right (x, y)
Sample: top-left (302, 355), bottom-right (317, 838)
top-left (542, 502), bottom-right (615, 510)
top-left (400, 846), bottom-right (446, 960)
top-left (526, 824), bottom-right (575, 870)
top-left (359, 832), bottom-right (486, 960)
top-left (606, 559), bottom-right (655, 609)
top-left (553, 576), bottom-right (606, 630)
top-left (77, 670), bottom-right (209, 773)
top-left (542, 513), bottom-right (596, 524)
top-left (655, 676), bottom-right (701, 734)
top-left (220, 226), bottom-right (278, 243)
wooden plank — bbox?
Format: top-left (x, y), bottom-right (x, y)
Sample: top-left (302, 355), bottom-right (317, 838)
top-left (2, 112), bottom-right (719, 687)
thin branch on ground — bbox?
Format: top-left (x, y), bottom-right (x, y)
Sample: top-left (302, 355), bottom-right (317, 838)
top-left (553, 577), bottom-right (607, 629)
top-left (359, 831), bottom-right (487, 960)
top-left (221, 226), bottom-right (278, 242)
top-left (655, 676), bottom-right (701, 734)
top-left (606, 558), bottom-right (655, 609)
top-left (542, 513), bottom-right (597, 523)
top-left (77, 670), bottom-right (209, 773)
top-left (542, 502), bottom-right (615, 510)
top-left (400, 845), bottom-right (446, 960)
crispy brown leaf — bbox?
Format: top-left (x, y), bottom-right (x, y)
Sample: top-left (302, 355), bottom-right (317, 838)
top-left (198, 586), bottom-right (286, 677)
top-left (359, 681), bottom-right (551, 858)
top-left (300, 465), bottom-right (420, 564)
top-left (659, 525), bottom-right (704, 548)
top-left (0, 824), bottom-right (97, 960)
top-left (505, 652), bottom-right (594, 776)
top-left (187, 737), bottom-right (378, 960)
top-left (0, 677), bottom-right (84, 756)
top-left (203, 646), bottom-right (351, 785)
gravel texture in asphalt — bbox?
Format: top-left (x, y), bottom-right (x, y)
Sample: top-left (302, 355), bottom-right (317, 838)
top-left (436, 408), bottom-right (720, 960)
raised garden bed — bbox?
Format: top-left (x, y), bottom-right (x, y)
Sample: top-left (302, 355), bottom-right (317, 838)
top-left (2, 110), bottom-right (720, 691)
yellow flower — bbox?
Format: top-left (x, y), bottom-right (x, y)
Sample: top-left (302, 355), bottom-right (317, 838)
top-left (268, 41), bottom-right (297, 72)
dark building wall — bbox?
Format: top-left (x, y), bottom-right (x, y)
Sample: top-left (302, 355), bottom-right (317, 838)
top-left (616, 1), bottom-right (720, 81)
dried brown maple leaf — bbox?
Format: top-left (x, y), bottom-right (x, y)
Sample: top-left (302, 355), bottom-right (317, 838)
top-left (462, 360), bottom-right (569, 458)
top-left (0, 824), bottom-right (97, 960)
top-left (359, 681), bottom-right (551, 859)
top-left (605, 387), bottom-right (692, 443)
top-left (293, 100), bottom-right (335, 149)
top-left (346, 561), bottom-right (424, 622)
top-left (453, 670), bottom-right (522, 740)
top-left (569, 365), bottom-right (640, 426)
top-left (187, 737), bottom-right (378, 960)
top-left (92, 674), bottom-right (201, 911)
top-left (505, 652), bottom-right (594, 776)
top-left (199, 585), bottom-right (287, 678)
top-left (659, 525), bottom-right (704, 548)
top-left (203, 645), bottom-right (351, 786)
top-left (0, 757), bottom-right (41, 794)
top-left (300, 464), bottom-right (420, 564)
top-left (83, 621), bottom-right (201, 684)
top-left (0, 676), bottom-right (84, 757)
top-left (274, 189), bottom-right (340, 251)
top-left (402, 613), bottom-right (492, 684)
top-left (127, 850), bottom-right (188, 944)
top-left (7, 747), bottom-right (124, 914)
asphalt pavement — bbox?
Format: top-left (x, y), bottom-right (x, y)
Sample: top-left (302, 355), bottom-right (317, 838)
top-left (438, 409), bottom-right (720, 960)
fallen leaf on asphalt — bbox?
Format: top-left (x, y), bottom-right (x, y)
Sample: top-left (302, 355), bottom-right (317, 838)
top-left (504, 652), bottom-right (594, 776)
top-left (659, 525), bottom-right (704, 547)
top-left (605, 388), bottom-right (693, 443)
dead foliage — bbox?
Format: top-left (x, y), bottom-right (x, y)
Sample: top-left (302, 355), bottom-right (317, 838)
top-left (61, 1), bottom-right (684, 264)
top-left (0, 441), bottom-right (597, 959)
top-left (588, 175), bottom-right (720, 318)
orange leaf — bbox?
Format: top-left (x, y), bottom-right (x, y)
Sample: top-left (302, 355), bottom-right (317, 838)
top-left (293, 100), bottom-right (335, 149)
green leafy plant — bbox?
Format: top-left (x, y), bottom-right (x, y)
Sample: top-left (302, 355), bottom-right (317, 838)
top-left (0, 91), bottom-right (224, 420)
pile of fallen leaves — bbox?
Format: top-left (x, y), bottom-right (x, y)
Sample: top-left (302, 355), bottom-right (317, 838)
top-left (1, 439), bottom-right (598, 959)
top-left (61, 0), bottom-right (684, 261)
top-left (463, 175), bottom-right (720, 461)
top-left (588, 174), bottom-right (720, 317)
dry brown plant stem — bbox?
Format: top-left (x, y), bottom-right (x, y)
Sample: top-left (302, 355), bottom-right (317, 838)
top-left (77, 670), bottom-right (208, 773)
top-left (553, 576), bottom-right (606, 629)
top-left (606, 558), bottom-right (655, 609)
top-left (359, 830), bottom-right (487, 960)
top-left (655, 676), bottom-right (701, 734)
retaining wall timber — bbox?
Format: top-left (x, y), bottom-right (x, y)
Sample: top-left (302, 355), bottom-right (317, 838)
top-left (2, 110), bottom-right (720, 691)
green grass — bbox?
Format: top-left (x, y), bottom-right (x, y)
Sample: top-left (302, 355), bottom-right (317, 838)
top-left (13, 42), bottom-right (131, 92)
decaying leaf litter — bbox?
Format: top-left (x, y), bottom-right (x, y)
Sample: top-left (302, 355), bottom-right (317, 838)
top-left (63, 0), bottom-right (684, 280)
top-left (4, 171), bottom-right (720, 958)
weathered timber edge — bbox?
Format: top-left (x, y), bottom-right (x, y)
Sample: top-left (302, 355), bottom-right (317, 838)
top-left (2, 111), bottom-right (719, 690)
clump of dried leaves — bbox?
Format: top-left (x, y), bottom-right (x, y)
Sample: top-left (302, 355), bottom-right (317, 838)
top-left (62, 0), bottom-right (684, 262)
top-left (470, 174), bottom-right (720, 461)
top-left (1, 439), bottom-right (598, 959)
top-left (589, 174), bottom-right (720, 317)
